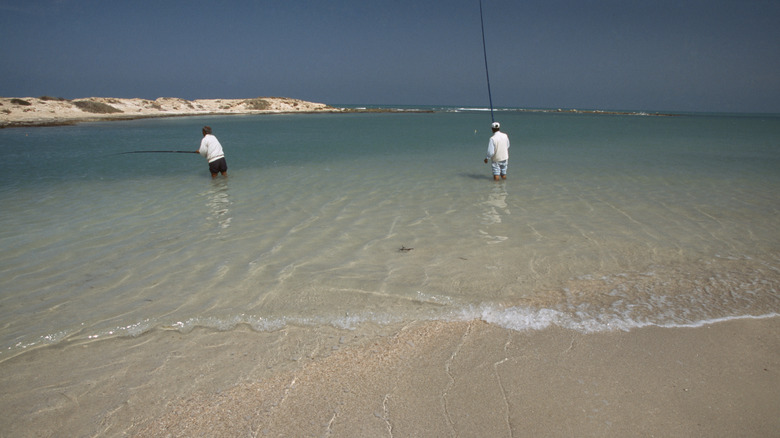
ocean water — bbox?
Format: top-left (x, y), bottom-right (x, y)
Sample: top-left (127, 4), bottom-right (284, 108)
top-left (1, 109), bottom-right (779, 359)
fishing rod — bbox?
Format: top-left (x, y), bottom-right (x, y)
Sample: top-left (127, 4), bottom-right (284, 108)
top-left (117, 150), bottom-right (199, 155)
top-left (479, 0), bottom-right (495, 123)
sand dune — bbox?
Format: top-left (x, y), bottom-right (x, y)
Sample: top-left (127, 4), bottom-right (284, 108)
top-left (0, 96), bottom-right (336, 128)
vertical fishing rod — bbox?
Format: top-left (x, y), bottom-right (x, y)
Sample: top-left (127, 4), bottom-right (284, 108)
top-left (479, 0), bottom-right (495, 122)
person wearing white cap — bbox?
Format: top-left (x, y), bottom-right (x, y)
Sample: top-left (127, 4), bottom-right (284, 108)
top-left (483, 121), bottom-right (510, 181)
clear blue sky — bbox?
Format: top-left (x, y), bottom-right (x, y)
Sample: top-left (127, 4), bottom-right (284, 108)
top-left (1, 0), bottom-right (778, 113)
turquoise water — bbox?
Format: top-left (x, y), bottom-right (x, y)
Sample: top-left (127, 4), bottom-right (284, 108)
top-left (1, 110), bottom-right (779, 357)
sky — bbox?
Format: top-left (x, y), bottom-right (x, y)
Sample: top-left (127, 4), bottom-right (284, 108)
top-left (1, 0), bottom-right (778, 113)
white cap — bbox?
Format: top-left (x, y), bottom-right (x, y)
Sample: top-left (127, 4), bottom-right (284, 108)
top-left (491, 122), bottom-right (500, 129)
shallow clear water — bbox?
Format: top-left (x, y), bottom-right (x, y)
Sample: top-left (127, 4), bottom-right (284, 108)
top-left (1, 110), bottom-right (779, 357)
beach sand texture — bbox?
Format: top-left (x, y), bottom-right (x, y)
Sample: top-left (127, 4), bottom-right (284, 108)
top-left (1, 318), bottom-right (777, 437)
top-left (0, 96), bottom-right (333, 127)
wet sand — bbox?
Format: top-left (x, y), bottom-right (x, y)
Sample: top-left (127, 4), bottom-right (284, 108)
top-left (1, 317), bottom-right (777, 437)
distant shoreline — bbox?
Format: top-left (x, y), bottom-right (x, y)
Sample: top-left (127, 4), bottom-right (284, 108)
top-left (0, 96), bottom-right (352, 129)
top-left (1, 96), bottom-right (679, 129)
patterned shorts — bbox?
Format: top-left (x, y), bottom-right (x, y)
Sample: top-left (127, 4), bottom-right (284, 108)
top-left (491, 160), bottom-right (508, 175)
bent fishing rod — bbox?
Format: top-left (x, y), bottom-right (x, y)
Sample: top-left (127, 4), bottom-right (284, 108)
top-left (479, 0), bottom-right (495, 123)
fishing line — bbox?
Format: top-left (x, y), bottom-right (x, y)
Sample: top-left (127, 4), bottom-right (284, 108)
top-left (479, 0), bottom-right (495, 122)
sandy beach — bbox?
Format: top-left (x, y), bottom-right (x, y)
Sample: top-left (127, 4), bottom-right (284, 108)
top-left (1, 317), bottom-right (777, 437)
top-left (0, 96), bottom-right (337, 128)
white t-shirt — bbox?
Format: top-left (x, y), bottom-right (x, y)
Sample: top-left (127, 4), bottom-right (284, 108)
top-left (487, 131), bottom-right (510, 162)
top-left (199, 134), bottom-right (225, 162)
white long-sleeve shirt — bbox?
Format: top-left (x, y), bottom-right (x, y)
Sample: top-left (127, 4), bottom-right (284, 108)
top-left (199, 134), bottom-right (225, 162)
top-left (486, 131), bottom-right (510, 162)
